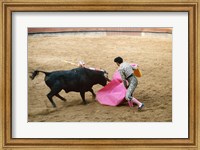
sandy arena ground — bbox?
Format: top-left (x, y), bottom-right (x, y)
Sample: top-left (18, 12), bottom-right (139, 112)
top-left (28, 32), bottom-right (172, 122)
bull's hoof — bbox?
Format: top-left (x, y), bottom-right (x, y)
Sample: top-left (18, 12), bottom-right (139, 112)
top-left (81, 101), bottom-right (88, 105)
top-left (61, 98), bottom-right (67, 102)
top-left (92, 95), bottom-right (96, 99)
top-left (52, 104), bottom-right (57, 108)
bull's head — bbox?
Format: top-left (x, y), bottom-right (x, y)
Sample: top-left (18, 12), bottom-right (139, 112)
top-left (104, 71), bottom-right (111, 82)
top-left (95, 69), bottom-right (111, 86)
top-left (99, 70), bottom-right (111, 86)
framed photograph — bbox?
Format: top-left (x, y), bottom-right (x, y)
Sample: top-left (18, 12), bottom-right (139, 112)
top-left (0, 0), bottom-right (199, 149)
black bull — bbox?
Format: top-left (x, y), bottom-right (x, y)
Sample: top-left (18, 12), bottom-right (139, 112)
top-left (30, 67), bottom-right (110, 107)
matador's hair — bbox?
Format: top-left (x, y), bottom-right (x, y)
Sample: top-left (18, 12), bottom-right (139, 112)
top-left (114, 56), bottom-right (123, 64)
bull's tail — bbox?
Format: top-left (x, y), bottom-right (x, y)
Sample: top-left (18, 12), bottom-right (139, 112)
top-left (30, 70), bottom-right (50, 80)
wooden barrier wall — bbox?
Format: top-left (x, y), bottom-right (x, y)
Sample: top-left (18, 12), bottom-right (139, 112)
top-left (28, 27), bottom-right (172, 34)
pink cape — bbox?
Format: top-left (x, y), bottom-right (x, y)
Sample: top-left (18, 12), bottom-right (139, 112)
top-left (96, 64), bottom-right (137, 106)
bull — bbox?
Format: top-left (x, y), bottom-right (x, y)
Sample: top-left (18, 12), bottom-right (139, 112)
top-left (30, 67), bottom-right (109, 107)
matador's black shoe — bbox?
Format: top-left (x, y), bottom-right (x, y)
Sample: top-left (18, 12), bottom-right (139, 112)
top-left (138, 103), bottom-right (144, 110)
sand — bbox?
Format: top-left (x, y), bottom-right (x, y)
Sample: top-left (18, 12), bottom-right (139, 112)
top-left (28, 32), bottom-right (172, 122)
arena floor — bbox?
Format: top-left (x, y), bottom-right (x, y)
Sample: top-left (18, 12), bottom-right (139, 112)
top-left (28, 32), bottom-right (172, 122)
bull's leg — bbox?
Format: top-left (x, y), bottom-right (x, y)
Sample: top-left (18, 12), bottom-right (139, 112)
top-left (47, 91), bottom-right (57, 108)
top-left (89, 89), bottom-right (96, 99)
top-left (47, 82), bottom-right (62, 107)
top-left (55, 93), bottom-right (66, 101)
top-left (80, 92), bottom-right (87, 105)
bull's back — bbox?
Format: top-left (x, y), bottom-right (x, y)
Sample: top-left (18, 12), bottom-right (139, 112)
top-left (45, 68), bottom-right (92, 92)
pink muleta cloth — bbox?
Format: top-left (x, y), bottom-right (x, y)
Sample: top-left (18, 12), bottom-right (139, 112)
top-left (96, 64), bottom-right (138, 106)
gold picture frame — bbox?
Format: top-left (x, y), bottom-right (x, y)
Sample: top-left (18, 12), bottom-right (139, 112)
top-left (0, 0), bottom-right (199, 149)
